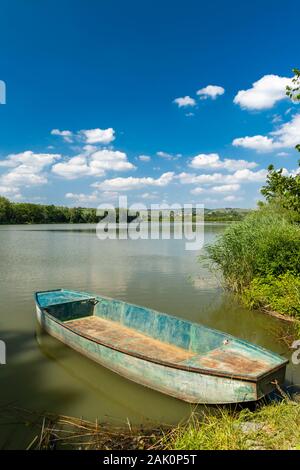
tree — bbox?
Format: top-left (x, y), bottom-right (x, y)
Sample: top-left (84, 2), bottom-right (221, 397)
top-left (286, 68), bottom-right (300, 152)
top-left (0, 196), bottom-right (12, 224)
top-left (69, 207), bottom-right (84, 223)
top-left (260, 162), bottom-right (300, 218)
top-left (261, 68), bottom-right (300, 217)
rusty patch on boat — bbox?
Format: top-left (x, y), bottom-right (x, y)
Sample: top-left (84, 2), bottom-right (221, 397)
top-left (197, 348), bottom-right (270, 375)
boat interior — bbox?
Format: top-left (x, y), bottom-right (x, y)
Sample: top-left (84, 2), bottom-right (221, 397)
top-left (36, 289), bottom-right (286, 378)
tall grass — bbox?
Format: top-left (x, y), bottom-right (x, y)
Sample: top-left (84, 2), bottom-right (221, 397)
top-left (163, 401), bottom-right (300, 450)
top-left (162, 409), bottom-right (248, 450)
top-left (204, 207), bottom-right (300, 293)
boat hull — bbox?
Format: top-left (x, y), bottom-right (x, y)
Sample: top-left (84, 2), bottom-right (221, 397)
top-left (36, 305), bottom-right (285, 404)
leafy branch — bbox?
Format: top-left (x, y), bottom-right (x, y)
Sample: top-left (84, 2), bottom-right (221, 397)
top-left (286, 68), bottom-right (300, 152)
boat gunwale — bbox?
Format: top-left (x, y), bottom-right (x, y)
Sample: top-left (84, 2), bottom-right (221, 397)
top-left (35, 289), bottom-right (288, 383)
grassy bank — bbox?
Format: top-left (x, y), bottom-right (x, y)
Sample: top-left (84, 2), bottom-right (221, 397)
top-left (203, 161), bottom-right (300, 322)
top-left (163, 400), bottom-right (300, 450)
top-left (10, 399), bottom-right (300, 450)
top-left (204, 207), bottom-right (300, 320)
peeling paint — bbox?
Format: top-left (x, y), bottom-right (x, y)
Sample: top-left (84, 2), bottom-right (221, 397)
top-left (35, 289), bottom-right (288, 404)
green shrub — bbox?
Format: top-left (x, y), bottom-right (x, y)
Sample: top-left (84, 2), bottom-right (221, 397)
top-left (243, 273), bottom-right (300, 317)
top-left (204, 208), bottom-right (300, 293)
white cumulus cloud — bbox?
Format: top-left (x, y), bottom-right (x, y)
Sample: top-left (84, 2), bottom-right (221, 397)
top-left (190, 184), bottom-right (241, 195)
top-left (51, 129), bottom-right (73, 143)
top-left (52, 148), bottom-right (135, 179)
top-left (178, 168), bottom-right (267, 185)
top-left (156, 151), bottom-right (181, 160)
top-left (52, 155), bottom-right (94, 179)
top-left (0, 151), bottom-right (61, 193)
top-left (232, 135), bottom-right (275, 152)
top-left (65, 190), bottom-right (119, 205)
top-left (79, 128), bottom-right (115, 144)
top-left (233, 74), bottom-right (292, 110)
top-left (0, 185), bottom-right (22, 199)
top-left (65, 191), bottom-right (99, 204)
top-left (92, 172), bottom-right (174, 191)
top-left (197, 85), bottom-right (225, 100)
top-left (224, 195), bottom-right (243, 202)
top-left (173, 96), bottom-right (196, 107)
top-left (190, 187), bottom-right (204, 195)
top-left (277, 152), bottom-right (289, 157)
top-left (211, 184), bottom-right (241, 193)
top-left (141, 192), bottom-right (159, 199)
top-left (189, 153), bottom-right (257, 171)
top-left (138, 155), bottom-right (151, 162)
top-left (232, 113), bottom-right (300, 152)
top-left (51, 127), bottom-right (115, 145)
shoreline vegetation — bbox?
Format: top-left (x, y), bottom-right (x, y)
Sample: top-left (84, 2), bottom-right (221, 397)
top-left (203, 162), bottom-right (300, 326)
top-left (9, 398), bottom-right (300, 450)
top-left (202, 69), bottom-right (300, 338)
top-left (0, 196), bottom-right (250, 224)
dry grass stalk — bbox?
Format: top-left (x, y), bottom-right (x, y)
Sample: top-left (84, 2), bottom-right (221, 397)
top-left (0, 406), bottom-right (164, 450)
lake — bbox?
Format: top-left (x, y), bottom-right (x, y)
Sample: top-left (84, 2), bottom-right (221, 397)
top-left (0, 223), bottom-right (297, 448)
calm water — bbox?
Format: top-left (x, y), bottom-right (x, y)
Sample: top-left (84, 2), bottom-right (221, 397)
top-left (0, 223), bottom-right (297, 448)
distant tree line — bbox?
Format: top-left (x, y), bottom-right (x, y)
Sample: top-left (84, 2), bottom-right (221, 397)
top-left (0, 197), bottom-right (142, 224)
top-left (203, 209), bottom-right (247, 222)
top-left (0, 197), bottom-right (100, 224)
top-left (0, 196), bottom-right (249, 224)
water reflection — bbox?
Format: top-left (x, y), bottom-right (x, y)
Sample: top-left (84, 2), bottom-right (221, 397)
top-left (0, 223), bottom-right (297, 448)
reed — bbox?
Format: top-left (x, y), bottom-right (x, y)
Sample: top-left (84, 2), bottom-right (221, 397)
top-left (204, 208), bottom-right (300, 294)
top-left (5, 399), bottom-right (300, 450)
top-left (1, 407), bottom-right (164, 450)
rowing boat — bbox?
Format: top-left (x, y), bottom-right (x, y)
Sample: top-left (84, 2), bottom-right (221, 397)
top-left (35, 289), bottom-right (288, 403)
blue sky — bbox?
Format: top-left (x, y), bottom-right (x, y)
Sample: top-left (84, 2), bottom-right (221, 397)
top-left (0, 0), bottom-right (299, 208)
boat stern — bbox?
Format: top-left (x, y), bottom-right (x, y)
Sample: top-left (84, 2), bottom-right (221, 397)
top-left (256, 363), bottom-right (288, 400)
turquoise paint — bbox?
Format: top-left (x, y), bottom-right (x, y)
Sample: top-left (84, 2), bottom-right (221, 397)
top-left (37, 305), bottom-right (257, 403)
top-left (37, 290), bottom-right (92, 307)
top-left (35, 289), bottom-right (288, 403)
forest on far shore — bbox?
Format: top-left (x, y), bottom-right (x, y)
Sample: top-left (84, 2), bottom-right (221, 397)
top-left (0, 196), bottom-right (249, 224)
